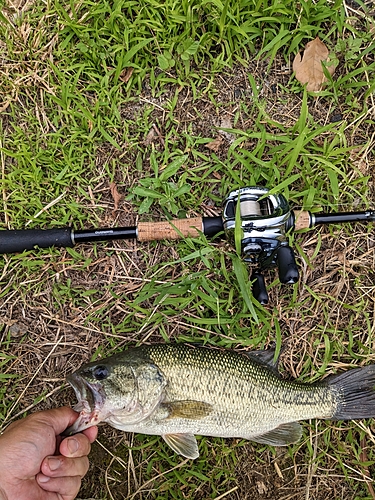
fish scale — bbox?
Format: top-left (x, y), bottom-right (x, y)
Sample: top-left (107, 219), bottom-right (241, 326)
top-left (65, 343), bottom-right (375, 459)
top-left (136, 344), bottom-right (334, 436)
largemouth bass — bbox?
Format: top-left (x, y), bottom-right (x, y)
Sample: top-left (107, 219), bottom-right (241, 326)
top-left (65, 343), bottom-right (375, 459)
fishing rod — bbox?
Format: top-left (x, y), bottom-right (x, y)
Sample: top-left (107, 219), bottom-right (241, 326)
top-left (1, 187), bottom-right (374, 304)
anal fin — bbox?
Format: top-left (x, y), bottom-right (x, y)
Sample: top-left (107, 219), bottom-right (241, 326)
top-left (251, 422), bottom-right (302, 446)
top-left (163, 433), bottom-right (199, 459)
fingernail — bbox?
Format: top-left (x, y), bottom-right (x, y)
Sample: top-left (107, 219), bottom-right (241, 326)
top-left (67, 437), bottom-right (79, 454)
top-left (47, 457), bottom-right (61, 471)
top-left (38, 474), bottom-right (50, 483)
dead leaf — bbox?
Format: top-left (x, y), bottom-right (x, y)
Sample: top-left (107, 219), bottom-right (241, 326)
top-left (143, 124), bottom-right (165, 146)
top-left (109, 182), bottom-right (122, 211)
top-left (256, 481), bottom-right (268, 495)
top-left (9, 322), bottom-right (28, 338)
top-left (143, 127), bottom-right (157, 146)
top-left (205, 135), bottom-right (224, 152)
top-left (218, 115), bottom-right (235, 142)
top-left (349, 147), bottom-right (368, 174)
top-left (119, 67), bottom-right (134, 83)
top-left (293, 37), bottom-right (336, 92)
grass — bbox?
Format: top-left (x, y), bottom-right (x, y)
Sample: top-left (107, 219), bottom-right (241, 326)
top-left (0, 0), bottom-right (375, 498)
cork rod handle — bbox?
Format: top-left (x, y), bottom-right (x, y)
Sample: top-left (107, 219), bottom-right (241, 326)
top-left (293, 211), bottom-right (312, 231)
top-left (137, 217), bottom-right (203, 242)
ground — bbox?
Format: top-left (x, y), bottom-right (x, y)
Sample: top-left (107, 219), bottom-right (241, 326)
top-left (1, 1), bottom-right (375, 499)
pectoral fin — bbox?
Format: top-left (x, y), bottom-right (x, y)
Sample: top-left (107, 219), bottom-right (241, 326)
top-left (163, 433), bottom-right (199, 459)
top-left (164, 400), bottom-right (212, 420)
top-left (251, 422), bottom-right (302, 446)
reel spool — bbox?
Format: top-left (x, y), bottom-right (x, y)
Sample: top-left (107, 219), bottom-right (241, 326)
top-left (222, 187), bottom-right (299, 305)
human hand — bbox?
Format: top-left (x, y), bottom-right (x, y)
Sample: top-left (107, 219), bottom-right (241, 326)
top-left (0, 407), bottom-right (98, 500)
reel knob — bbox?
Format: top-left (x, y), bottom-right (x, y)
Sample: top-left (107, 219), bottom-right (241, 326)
top-left (251, 272), bottom-right (269, 305)
top-left (277, 245), bottom-right (299, 284)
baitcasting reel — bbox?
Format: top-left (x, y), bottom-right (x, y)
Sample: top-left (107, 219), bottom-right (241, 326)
top-left (222, 187), bottom-right (298, 305)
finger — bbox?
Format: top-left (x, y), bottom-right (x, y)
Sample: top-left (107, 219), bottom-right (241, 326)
top-left (59, 434), bottom-right (91, 458)
top-left (48, 407), bottom-right (82, 435)
top-left (41, 455), bottom-right (89, 479)
top-left (82, 425), bottom-right (98, 443)
top-left (36, 473), bottom-right (81, 499)
top-left (1, 407), bottom-right (77, 439)
top-left (28, 407), bottom-right (80, 437)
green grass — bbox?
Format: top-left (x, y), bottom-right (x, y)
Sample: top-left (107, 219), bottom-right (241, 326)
top-left (1, 0), bottom-right (375, 498)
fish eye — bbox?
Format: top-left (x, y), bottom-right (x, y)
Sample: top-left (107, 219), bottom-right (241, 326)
top-left (92, 365), bottom-right (109, 380)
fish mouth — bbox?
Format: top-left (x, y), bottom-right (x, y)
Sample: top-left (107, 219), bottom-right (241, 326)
top-left (63, 372), bottom-right (107, 436)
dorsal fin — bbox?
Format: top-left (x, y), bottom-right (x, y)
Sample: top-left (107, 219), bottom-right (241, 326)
top-left (244, 348), bottom-right (280, 374)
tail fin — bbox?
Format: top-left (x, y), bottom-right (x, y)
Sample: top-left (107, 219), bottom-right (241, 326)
top-left (328, 365), bottom-right (375, 420)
